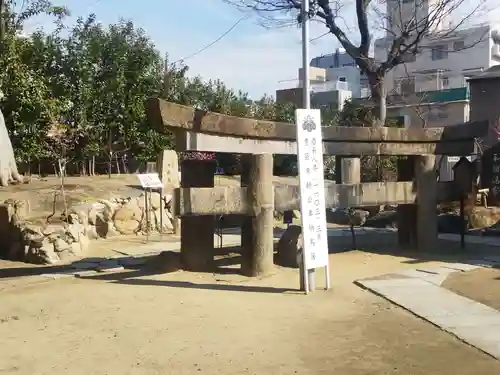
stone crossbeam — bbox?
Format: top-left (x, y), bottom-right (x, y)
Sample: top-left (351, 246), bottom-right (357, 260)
top-left (175, 181), bottom-right (458, 216)
top-left (147, 99), bottom-right (488, 156)
top-left (148, 98), bottom-right (488, 142)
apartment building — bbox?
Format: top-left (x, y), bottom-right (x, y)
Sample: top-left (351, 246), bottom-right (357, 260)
top-left (310, 48), bottom-right (369, 98)
top-left (375, 23), bottom-right (500, 97)
top-left (374, 0), bottom-right (500, 97)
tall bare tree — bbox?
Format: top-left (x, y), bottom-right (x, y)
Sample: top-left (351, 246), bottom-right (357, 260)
top-left (227, 0), bottom-right (489, 125)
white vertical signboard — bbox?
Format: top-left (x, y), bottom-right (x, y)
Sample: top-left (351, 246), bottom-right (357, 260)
top-left (295, 109), bottom-right (330, 279)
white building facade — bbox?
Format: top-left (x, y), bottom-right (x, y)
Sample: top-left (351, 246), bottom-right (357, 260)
top-left (375, 0), bottom-right (500, 96)
top-left (310, 49), bottom-right (369, 98)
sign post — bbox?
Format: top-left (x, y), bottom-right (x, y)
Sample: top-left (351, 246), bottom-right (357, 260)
top-left (137, 173), bottom-right (164, 242)
top-left (296, 109), bottom-right (330, 294)
top-left (452, 157), bottom-right (476, 249)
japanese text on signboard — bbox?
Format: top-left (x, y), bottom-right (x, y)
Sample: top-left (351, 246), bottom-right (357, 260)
top-left (295, 110), bottom-right (329, 270)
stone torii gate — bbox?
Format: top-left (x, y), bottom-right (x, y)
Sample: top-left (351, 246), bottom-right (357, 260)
top-left (147, 98), bottom-right (489, 276)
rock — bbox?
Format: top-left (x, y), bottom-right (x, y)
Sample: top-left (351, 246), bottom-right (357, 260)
top-left (70, 242), bottom-right (82, 255)
top-left (42, 224), bottom-right (66, 236)
top-left (26, 238), bottom-right (59, 264)
top-left (69, 209), bottom-right (88, 226)
top-left (7, 241), bottom-right (23, 260)
top-left (139, 210), bottom-right (157, 233)
top-left (95, 214), bottom-right (109, 237)
top-left (347, 209), bottom-right (370, 226)
top-left (95, 215), bottom-right (120, 238)
top-left (365, 210), bottom-right (397, 228)
top-left (326, 209), bottom-right (350, 225)
top-left (153, 209), bottom-right (173, 232)
top-left (88, 208), bottom-right (98, 226)
top-left (106, 222), bottom-right (120, 237)
top-left (85, 225), bottom-right (99, 240)
top-left (57, 248), bottom-right (79, 262)
top-left (137, 192), bottom-right (163, 211)
top-left (68, 213), bottom-right (81, 225)
top-left (114, 204), bottom-right (142, 222)
top-left (67, 223), bottom-right (85, 242)
top-left (468, 207), bottom-right (500, 229)
top-left (13, 199), bottom-right (29, 220)
top-left (99, 199), bottom-right (118, 213)
top-left (22, 225), bottom-right (44, 243)
top-left (276, 225), bottom-right (303, 268)
top-left (53, 237), bottom-right (71, 252)
top-left (359, 205), bottom-right (383, 217)
top-left (114, 219), bottom-right (140, 235)
top-left (97, 199), bottom-right (116, 222)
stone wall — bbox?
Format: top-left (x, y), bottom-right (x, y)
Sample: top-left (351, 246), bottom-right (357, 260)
top-left (0, 192), bottom-right (174, 265)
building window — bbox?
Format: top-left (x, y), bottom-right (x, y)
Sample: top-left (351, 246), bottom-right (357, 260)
top-left (431, 44), bottom-right (448, 60)
top-left (396, 76), bottom-right (415, 95)
top-left (453, 40), bottom-right (465, 51)
top-left (441, 76), bottom-right (449, 87)
top-left (402, 52), bottom-right (417, 63)
top-left (428, 108), bottom-right (448, 121)
top-left (338, 77), bottom-right (346, 82)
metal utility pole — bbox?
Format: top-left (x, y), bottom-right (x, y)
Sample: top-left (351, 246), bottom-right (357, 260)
top-left (301, 0), bottom-right (310, 110)
top-left (300, 0), bottom-right (316, 293)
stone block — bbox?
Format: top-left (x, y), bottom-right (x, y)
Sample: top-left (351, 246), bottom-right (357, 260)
top-left (157, 150), bottom-right (179, 187)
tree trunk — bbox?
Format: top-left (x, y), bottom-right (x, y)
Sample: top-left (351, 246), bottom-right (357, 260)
top-left (58, 159), bottom-right (68, 221)
top-left (0, 109), bottom-right (23, 187)
top-left (367, 72), bottom-right (387, 127)
top-left (108, 153), bottom-right (112, 178)
top-left (115, 155), bottom-right (120, 174)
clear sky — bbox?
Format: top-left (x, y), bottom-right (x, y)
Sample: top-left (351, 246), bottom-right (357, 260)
top-left (24, 0), bottom-right (500, 99)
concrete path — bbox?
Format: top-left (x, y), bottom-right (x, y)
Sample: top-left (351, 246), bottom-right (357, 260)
top-left (356, 260), bottom-right (500, 360)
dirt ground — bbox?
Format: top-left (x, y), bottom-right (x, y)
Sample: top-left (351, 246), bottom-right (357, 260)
top-left (2, 248), bottom-right (500, 375)
top-left (442, 266), bottom-right (500, 311)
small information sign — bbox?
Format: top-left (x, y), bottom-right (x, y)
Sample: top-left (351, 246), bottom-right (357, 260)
top-left (137, 173), bottom-right (163, 189)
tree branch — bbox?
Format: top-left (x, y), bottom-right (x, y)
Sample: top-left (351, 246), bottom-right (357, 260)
top-left (356, 0), bottom-right (370, 56)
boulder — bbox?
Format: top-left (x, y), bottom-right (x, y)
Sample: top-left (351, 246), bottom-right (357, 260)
top-left (153, 209), bottom-right (173, 232)
top-left (26, 238), bottom-right (59, 264)
top-left (114, 219), bottom-right (140, 235)
top-left (276, 225), bottom-right (303, 268)
top-left (95, 215), bottom-right (119, 238)
top-left (42, 224), bottom-right (66, 236)
top-left (468, 207), bottom-right (500, 229)
top-left (365, 210), bottom-right (397, 228)
top-left (359, 205), bottom-right (383, 217)
top-left (347, 209), bottom-right (370, 226)
top-left (53, 237), bottom-right (72, 252)
top-left (85, 225), bottom-right (99, 240)
top-left (326, 209), bottom-right (350, 225)
top-left (136, 192), bottom-right (163, 211)
top-left (114, 203), bottom-right (142, 222)
top-left (7, 241), bottom-right (23, 260)
top-left (67, 223), bottom-right (85, 242)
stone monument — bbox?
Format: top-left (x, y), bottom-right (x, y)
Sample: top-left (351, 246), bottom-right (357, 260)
top-left (0, 90), bottom-right (23, 187)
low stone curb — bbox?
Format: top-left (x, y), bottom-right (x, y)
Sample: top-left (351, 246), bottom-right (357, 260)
top-left (355, 259), bottom-right (500, 361)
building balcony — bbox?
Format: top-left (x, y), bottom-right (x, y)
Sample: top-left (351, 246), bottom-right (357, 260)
top-left (305, 80), bottom-right (350, 92)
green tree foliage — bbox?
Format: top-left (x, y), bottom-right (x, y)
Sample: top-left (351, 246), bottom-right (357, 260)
top-left (0, 5), bottom-right (393, 179)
